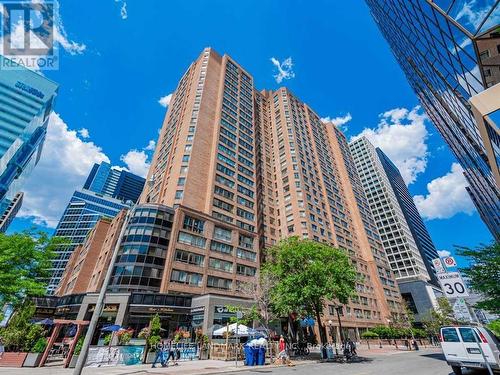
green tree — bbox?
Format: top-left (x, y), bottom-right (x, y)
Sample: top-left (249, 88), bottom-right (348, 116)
top-left (457, 242), bottom-right (500, 314)
top-left (421, 297), bottom-right (457, 337)
top-left (263, 237), bottom-right (357, 346)
top-left (0, 231), bottom-right (62, 308)
top-left (0, 300), bottom-right (43, 351)
top-left (487, 320), bottom-right (500, 337)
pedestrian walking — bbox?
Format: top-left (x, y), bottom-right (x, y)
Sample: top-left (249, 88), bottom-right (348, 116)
top-left (347, 338), bottom-right (357, 356)
top-left (277, 335), bottom-right (289, 365)
top-left (151, 340), bottom-right (167, 368)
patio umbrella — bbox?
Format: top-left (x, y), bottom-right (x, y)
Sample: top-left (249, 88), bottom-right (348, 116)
top-left (35, 318), bottom-right (54, 325)
top-left (213, 323), bottom-right (257, 337)
top-left (101, 324), bottom-right (123, 332)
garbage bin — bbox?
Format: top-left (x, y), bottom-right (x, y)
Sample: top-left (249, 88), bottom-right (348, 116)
top-left (244, 344), bottom-right (254, 366)
top-left (326, 345), bottom-right (334, 360)
top-left (257, 346), bottom-right (266, 365)
top-left (251, 347), bottom-right (259, 365)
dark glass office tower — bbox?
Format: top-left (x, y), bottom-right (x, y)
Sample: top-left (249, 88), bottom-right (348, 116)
top-left (365, 0), bottom-right (500, 239)
top-left (83, 162), bottom-right (145, 203)
top-left (47, 164), bottom-right (145, 295)
top-left (376, 148), bottom-right (440, 286)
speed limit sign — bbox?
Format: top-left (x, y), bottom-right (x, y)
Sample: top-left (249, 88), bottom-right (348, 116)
top-left (437, 272), bottom-right (469, 298)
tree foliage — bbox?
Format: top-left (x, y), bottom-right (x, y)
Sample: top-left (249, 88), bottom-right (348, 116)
top-left (421, 297), bottom-right (458, 336)
top-left (0, 231), bottom-right (63, 307)
top-left (263, 237), bottom-right (357, 345)
top-left (0, 300), bottom-right (45, 352)
top-left (457, 242), bottom-right (500, 314)
top-left (234, 270), bottom-right (279, 331)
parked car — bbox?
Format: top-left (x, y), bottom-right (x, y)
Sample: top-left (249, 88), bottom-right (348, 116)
top-left (440, 326), bottom-right (500, 374)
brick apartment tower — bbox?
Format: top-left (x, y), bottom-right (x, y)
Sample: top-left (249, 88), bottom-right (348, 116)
top-left (56, 48), bottom-right (402, 337)
top-left (140, 48), bottom-right (402, 330)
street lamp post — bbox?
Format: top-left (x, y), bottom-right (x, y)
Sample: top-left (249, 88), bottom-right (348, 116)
top-left (73, 207), bottom-right (133, 375)
top-left (327, 320), bottom-right (338, 356)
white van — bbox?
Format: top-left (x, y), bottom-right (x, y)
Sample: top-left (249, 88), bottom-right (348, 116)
top-left (440, 326), bottom-right (500, 374)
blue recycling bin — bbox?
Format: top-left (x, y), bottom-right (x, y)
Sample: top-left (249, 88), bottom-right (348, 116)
top-left (257, 347), bottom-right (266, 365)
top-left (244, 345), bottom-right (254, 366)
top-left (251, 347), bottom-right (259, 365)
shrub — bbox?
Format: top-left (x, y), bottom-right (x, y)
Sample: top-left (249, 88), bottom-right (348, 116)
top-left (103, 333), bottom-right (112, 346)
top-left (361, 331), bottom-right (379, 339)
top-left (74, 337), bottom-right (84, 356)
top-left (118, 331), bottom-right (132, 345)
top-left (487, 320), bottom-right (500, 337)
top-left (31, 337), bottom-right (48, 353)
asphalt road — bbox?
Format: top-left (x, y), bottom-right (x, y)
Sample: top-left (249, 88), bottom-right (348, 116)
top-left (220, 349), bottom-right (486, 375)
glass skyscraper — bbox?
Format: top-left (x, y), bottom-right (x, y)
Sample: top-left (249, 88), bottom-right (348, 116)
top-left (46, 164), bottom-right (145, 295)
top-left (376, 148), bottom-right (440, 286)
top-left (365, 0), bottom-right (500, 239)
top-left (83, 161), bottom-right (145, 203)
top-left (0, 55), bottom-right (59, 231)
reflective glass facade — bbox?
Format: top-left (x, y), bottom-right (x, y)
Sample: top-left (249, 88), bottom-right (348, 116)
top-left (46, 189), bottom-right (130, 294)
top-left (365, 0), bottom-right (500, 239)
top-left (109, 204), bottom-right (174, 292)
top-left (83, 161), bottom-right (145, 203)
top-left (0, 55), bottom-right (58, 230)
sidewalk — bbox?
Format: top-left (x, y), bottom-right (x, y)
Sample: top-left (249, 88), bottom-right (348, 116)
top-left (0, 347), bottom-right (442, 375)
top-left (0, 359), bottom-right (253, 375)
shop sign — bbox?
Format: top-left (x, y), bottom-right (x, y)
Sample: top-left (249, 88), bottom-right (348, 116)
top-left (190, 306), bottom-right (205, 314)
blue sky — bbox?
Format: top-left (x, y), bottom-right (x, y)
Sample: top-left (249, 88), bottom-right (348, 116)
top-left (6, 0), bottom-right (493, 266)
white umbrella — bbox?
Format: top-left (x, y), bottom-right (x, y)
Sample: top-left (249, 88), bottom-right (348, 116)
top-left (213, 323), bottom-right (257, 337)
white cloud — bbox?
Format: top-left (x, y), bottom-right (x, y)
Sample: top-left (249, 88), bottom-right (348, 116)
top-left (18, 112), bottom-right (110, 227)
top-left (78, 128), bottom-right (90, 138)
top-left (352, 106), bottom-right (429, 185)
top-left (144, 140), bottom-right (156, 151)
top-left (270, 57), bottom-right (295, 84)
top-left (116, 0), bottom-right (128, 20)
top-left (438, 250), bottom-right (451, 258)
top-left (414, 163), bottom-right (475, 220)
top-left (120, 150), bottom-right (150, 178)
top-left (158, 93), bottom-right (172, 107)
top-left (321, 113), bottom-right (352, 131)
top-left (454, 0), bottom-right (500, 31)
top-left (54, 18), bottom-right (86, 55)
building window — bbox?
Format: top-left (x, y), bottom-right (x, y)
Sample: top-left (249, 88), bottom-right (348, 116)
top-left (175, 249), bottom-right (204, 266)
top-left (170, 269), bottom-right (203, 286)
top-left (479, 49), bottom-right (490, 61)
top-left (178, 232), bottom-right (206, 248)
top-left (238, 234), bottom-right (253, 249)
top-left (183, 215), bottom-right (205, 233)
top-left (209, 257), bottom-right (233, 273)
top-left (236, 248), bottom-right (256, 262)
top-left (207, 275), bottom-right (232, 290)
top-left (175, 190), bottom-right (184, 199)
top-left (182, 155), bottom-right (190, 162)
top-left (213, 226), bottom-right (232, 242)
top-left (178, 177), bottom-right (186, 186)
top-left (236, 264), bottom-right (256, 276)
top-left (210, 240), bottom-right (233, 254)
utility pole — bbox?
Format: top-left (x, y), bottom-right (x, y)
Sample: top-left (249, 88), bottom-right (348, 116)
top-left (73, 207), bottom-right (133, 375)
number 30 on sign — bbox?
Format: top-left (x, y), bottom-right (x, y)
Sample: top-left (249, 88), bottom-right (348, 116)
top-left (437, 272), bottom-right (469, 298)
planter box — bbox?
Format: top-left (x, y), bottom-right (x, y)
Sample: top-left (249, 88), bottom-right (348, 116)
top-left (0, 352), bottom-right (28, 367)
top-left (69, 355), bottom-right (79, 368)
top-left (23, 353), bottom-right (43, 367)
top-left (145, 351), bottom-right (156, 364)
top-left (199, 349), bottom-right (209, 360)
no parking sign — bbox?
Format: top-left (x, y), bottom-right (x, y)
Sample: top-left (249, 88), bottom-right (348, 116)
top-left (443, 256), bottom-right (457, 268)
